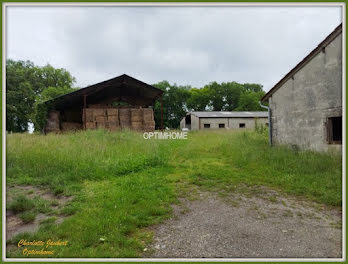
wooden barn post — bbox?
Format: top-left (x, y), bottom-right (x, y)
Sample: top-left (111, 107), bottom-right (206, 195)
top-left (83, 94), bottom-right (87, 129)
top-left (160, 95), bottom-right (164, 131)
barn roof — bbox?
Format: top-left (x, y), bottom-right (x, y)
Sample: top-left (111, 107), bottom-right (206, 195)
top-left (190, 111), bottom-right (268, 118)
top-left (44, 74), bottom-right (163, 110)
top-left (261, 23), bottom-right (342, 102)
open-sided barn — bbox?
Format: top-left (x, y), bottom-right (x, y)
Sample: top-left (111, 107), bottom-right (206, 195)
top-left (43, 74), bottom-right (163, 133)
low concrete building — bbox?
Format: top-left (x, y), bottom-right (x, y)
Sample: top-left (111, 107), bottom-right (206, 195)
top-left (180, 111), bottom-right (268, 130)
top-left (261, 24), bottom-right (342, 152)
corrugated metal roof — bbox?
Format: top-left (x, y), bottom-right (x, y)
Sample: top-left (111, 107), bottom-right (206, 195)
top-left (44, 74), bottom-right (163, 110)
top-left (190, 111), bottom-right (268, 118)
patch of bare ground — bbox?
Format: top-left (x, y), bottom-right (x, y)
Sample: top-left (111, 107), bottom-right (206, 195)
top-left (6, 185), bottom-right (73, 240)
top-left (146, 186), bottom-right (342, 258)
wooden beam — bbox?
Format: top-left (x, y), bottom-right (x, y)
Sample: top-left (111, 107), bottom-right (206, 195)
top-left (160, 95), bottom-right (164, 131)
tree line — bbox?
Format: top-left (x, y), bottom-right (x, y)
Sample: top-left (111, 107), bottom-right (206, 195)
top-left (6, 59), bottom-right (266, 132)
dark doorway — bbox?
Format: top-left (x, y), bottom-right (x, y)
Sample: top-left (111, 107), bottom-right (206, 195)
top-left (185, 115), bottom-right (191, 130)
top-left (327, 116), bottom-right (342, 144)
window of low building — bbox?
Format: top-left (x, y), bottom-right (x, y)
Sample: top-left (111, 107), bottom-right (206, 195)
top-left (239, 123), bottom-right (245, 128)
top-left (204, 124), bottom-right (210, 128)
top-left (219, 123), bottom-right (225, 128)
top-left (327, 116), bottom-right (342, 144)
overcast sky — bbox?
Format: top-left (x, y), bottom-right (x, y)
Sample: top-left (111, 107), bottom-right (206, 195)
top-left (6, 5), bottom-right (342, 92)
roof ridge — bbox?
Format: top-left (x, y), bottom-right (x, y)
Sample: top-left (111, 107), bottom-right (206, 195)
top-left (261, 23), bottom-right (342, 102)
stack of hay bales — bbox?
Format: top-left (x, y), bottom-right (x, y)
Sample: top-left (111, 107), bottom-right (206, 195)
top-left (94, 109), bottom-right (106, 129)
top-left (84, 108), bottom-right (120, 130)
top-left (45, 111), bottom-right (60, 133)
top-left (83, 107), bottom-right (155, 132)
top-left (119, 109), bottom-right (131, 129)
top-left (143, 108), bottom-right (155, 131)
top-left (131, 109), bottom-right (143, 131)
top-left (84, 108), bottom-right (105, 129)
top-left (84, 108), bottom-right (96, 129)
top-left (106, 109), bottom-right (119, 131)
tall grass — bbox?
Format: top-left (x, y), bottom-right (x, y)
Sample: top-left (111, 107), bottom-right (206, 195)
top-left (7, 130), bottom-right (176, 195)
top-left (6, 129), bottom-right (342, 257)
top-left (174, 130), bottom-right (342, 206)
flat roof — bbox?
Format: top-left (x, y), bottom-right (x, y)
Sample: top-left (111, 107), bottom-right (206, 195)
top-left (190, 111), bottom-right (268, 118)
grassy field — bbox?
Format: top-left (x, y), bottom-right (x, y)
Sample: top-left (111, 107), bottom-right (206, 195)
top-left (6, 129), bottom-right (342, 257)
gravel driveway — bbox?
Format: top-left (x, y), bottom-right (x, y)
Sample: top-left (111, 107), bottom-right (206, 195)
top-left (146, 187), bottom-right (342, 258)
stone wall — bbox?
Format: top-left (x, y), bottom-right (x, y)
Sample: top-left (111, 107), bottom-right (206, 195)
top-left (269, 33), bottom-right (342, 152)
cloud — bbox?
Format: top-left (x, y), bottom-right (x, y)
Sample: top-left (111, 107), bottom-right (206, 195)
top-left (7, 5), bottom-right (342, 91)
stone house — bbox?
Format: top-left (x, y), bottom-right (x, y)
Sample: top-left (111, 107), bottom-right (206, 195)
top-left (261, 24), bottom-right (342, 152)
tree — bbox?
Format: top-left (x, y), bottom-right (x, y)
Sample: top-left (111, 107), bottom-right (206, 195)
top-left (235, 91), bottom-right (266, 111)
top-left (186, 87), bottom-right (210, 111)
top-left (33, 86), bottom-right (78, 132)
top-left (152, 80), bottom-right (267, 129)
top-left (242, 83), bottom-right (263, 93)
top-left (153, 81), bottom-right (191, 129)
top-left (6, 59), bottom-right (76, 132)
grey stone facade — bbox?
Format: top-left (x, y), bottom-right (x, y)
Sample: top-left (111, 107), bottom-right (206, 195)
top-left (262, 24), bottom-right (342, 152)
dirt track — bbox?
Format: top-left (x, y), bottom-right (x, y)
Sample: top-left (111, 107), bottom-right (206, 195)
top-left (147, 188), bottom-right (342, 258)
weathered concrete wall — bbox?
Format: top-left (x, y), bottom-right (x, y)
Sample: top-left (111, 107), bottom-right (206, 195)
top-left (269, 33), bottom-right (342, 152)
top-left (191, 115), bottom-right (200, 130)
top-left (180, 118), bottom-right (186, 129)
top-left (198, 117), bottom-right (268, 130)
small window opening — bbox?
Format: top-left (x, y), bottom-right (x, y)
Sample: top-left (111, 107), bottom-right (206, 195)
top-left (327, 116), bottom-right (342, 144)
top-left (204, 124), bottom-right (210, 129)
top-left (239, 123), bottom-right (245, 128)
top-left (219, 123), bottom-right (225, 128)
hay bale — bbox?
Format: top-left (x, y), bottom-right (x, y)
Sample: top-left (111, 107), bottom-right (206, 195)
top-left (92, 109), bottom-right (105, 116)
top-left (143, 115), bottom-right (154, 122)
top-left (107, 109), bottom-right (118, 116)
top-left (95, 115), bottom-right (106, 123)
top-left (107, 121), bottom-right (120, 131)
top-left (131, 121), bottom-right (143, 129)
top-left (96, 122), bottom-right (106, 129)
top-left (45, 120), bottom-right (60, 133)
top-left (131, 109), bottom-right (143, 122)
top-left (107, 115), bottom-right (119, 122)
top-left (61, 122), bottom-right (82, 131)
top-left (119, 108), bottom-right (131, 118)
top-left (86, 122), bottom-right (96, 129)
top-left (84, 109), bottom-right (94, 122)
top-left (144, 121), bottom-right (155, 127)
top-left (48, 111), bottom-right (60, 121)
top-left (143, 108), bottom-right (154, 122)
top-left (45, 111), bottom-right (61, 133)
top-left (119, 109), bottom-right (131, 128)
top-left (120, 121), bottom-right (131, 129)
